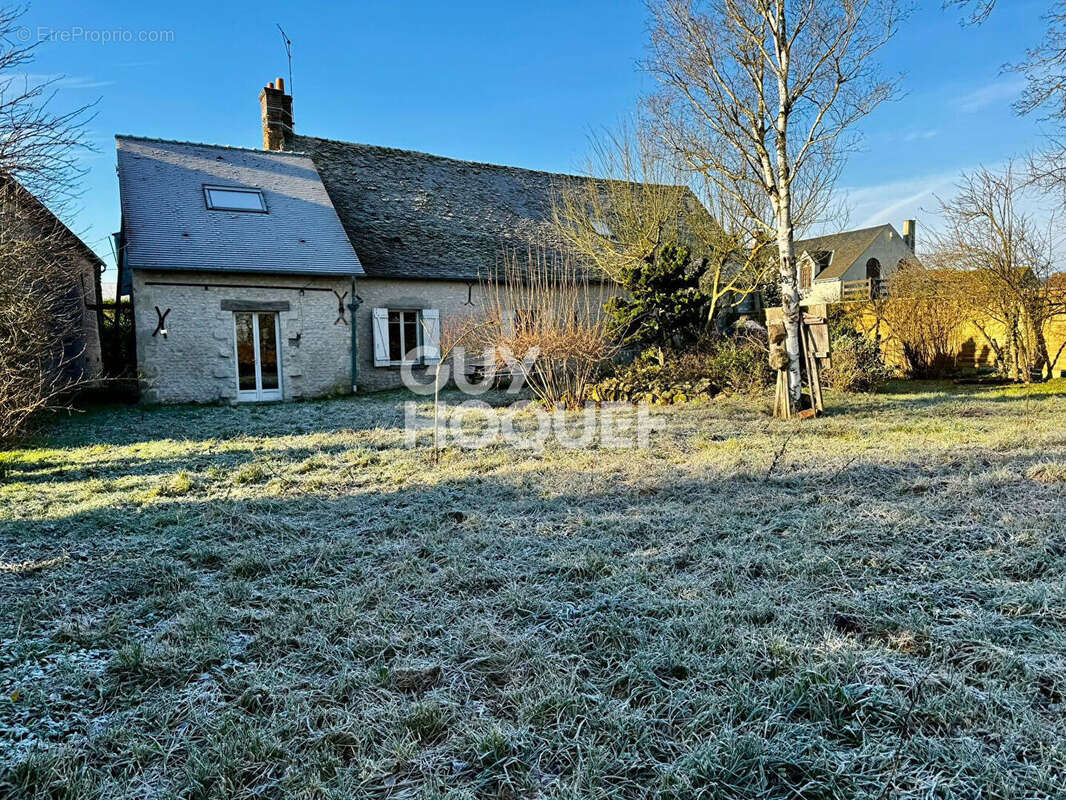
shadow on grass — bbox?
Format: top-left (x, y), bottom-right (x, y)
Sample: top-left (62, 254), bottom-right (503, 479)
top-left (28, 389), bottom-right (533, 452)
top-left (3, 447), bottom-right (1065, 796)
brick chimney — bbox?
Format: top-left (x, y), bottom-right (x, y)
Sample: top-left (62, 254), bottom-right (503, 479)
top-left (902, 219), bottom-right (916, 252)
top-left (259, 77), bottom-right (293, 151)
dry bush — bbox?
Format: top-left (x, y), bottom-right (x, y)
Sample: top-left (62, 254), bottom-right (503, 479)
top-left (874, 264), bottom-right (968, 378)
top-left (0, 181), bottom-right (90, 446)
top-left (476, 248), bottom-right (618, 409)
top-left (822, 333), bottom-right (893, 392)
top-left (930, 164), bottom-right (1060, 381)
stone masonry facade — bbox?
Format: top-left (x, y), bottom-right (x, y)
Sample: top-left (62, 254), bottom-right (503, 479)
top-left (354, 278), bottom-right (620, 392)
top-left (134, 273), bottom-right (618, 402)
top-left (74, 251), bottom-right (104, 383)
top-left (353, 278), bottom-right (488, 392)
top-left (133, 270), bottom-right (354, 403)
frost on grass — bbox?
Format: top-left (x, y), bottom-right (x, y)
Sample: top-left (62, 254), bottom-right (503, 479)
top-left (1, 383), bottom-right (1065, 798)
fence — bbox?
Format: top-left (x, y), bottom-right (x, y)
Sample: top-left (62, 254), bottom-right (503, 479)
top-left (840, 278), bottom-right (888, 302)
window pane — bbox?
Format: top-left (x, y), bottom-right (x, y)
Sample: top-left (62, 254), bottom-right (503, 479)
top-left (235, 313), bottom-right (256, 391)
top-left (258, 313), bottom-right (279, 390)
top-left (388, 311), bottom-right (402, 362)
top-left (206, 187), bottom-right (265, 211)
top-left (403, 313), bottom-right (418, 361)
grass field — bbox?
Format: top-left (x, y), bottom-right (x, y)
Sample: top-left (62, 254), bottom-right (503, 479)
top-left (2, 382), bottom-right (1066, 798)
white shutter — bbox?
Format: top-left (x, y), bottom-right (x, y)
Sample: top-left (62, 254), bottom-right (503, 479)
top-left (420, 309), bottom-right (441, 365)
top-left (372, 307), bottom-right (390, 366)
top-left (501, 309), bottom-right (515, 338)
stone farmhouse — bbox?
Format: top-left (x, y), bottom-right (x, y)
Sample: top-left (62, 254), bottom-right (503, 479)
top-left (116, 78), bottom-right (685, 404)
top-left (796, 221), bottom-right (920, 304)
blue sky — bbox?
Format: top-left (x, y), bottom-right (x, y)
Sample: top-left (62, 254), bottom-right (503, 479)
top-left (14, 0), bottom-right (1053, 282)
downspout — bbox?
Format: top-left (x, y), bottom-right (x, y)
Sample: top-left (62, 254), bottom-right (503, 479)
top-left (348, 275), bottom-right (362, 393)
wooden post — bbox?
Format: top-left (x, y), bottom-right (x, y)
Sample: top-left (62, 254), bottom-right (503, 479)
top-left (804, 324), bottom-right (824, 413)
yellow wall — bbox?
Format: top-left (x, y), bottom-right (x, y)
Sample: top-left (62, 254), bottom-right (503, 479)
top-left (850, 305), bottom-right (1066, 378)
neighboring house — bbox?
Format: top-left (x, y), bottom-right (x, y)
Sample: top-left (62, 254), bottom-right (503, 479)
top-left (795, 221), bottom-right (920, 304)
top-left (1, 176), bottom-right (105, 383)
top-left (115, 78), bottom-right (703, 404)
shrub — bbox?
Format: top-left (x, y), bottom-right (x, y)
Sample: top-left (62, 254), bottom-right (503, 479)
top-left (590, 335), bottom-right (773, 405)
top-left (476, 248), bottom-right (617, 409)
top-left (604, 243), bottom-right (710, 350)
top-left (875, 264), bottom-right (967, 378)
top-left (823, 333), bottom-right (893, 392)
top-left (0, 182), bottom-right (92, 447)
top-left (699, 334), bottom-right (774, 395)
top-left (590, 350), bottom-right (718, 405)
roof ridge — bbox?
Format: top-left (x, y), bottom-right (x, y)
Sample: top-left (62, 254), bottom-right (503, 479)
top-left (115, 134), bottom-right (312, 158)
top-left (795, 223), bottom-right (894, 244)
top-left (296, 134), bottom-right (691, 190)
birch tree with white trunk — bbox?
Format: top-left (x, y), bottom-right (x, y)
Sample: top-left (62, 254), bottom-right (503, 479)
top-left (645, 0), bottom-right (901, 403)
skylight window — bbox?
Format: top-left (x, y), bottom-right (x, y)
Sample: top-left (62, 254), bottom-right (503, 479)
top-left (204, 186), bottom-right (267, 212)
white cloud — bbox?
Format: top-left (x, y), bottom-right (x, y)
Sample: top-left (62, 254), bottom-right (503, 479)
top-left (902, 128), bottom-right (939, 142)
top-left (837, 169), bottom-right (962, 232)
top-left (955, 76), bottom-right (1026, 113)
top-left (10, 73), bottom-right (114, 90)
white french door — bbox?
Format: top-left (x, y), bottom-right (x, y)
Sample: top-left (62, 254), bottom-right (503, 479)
top-left (234, 312), bottom-right (282, 402)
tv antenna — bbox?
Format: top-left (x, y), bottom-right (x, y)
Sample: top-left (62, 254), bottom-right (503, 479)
top-left (277, 24), bottom-right (293, 96)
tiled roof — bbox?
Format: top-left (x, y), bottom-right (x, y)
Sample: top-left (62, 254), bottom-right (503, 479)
top-left (0, 176), bottom-right (104, 268)
top-left (297, 136), bottom-right (711, 282)
top-left (795, 225), bottom-right (892, 281)
top-left (115, 136), bottom-right (364, 277)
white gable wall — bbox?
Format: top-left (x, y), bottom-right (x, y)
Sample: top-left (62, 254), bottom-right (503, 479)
top-left (833, 227), bottom-right (915, 285)
top-left (808, 227), bottom-right (917, 303)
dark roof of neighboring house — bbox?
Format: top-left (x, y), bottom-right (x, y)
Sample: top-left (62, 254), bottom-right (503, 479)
top-left (795, 224), bottom-right (895, 281)
top-left (0, 176), bottom-right (105, 269)
top-left (115, 136), bottom-right (364, 277)
top-left (297, 135), bottom-right (711, 282)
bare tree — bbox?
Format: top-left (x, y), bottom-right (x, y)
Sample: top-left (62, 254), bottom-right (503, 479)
top-left (644, 0), bottom-right (901, 403)
top-left (943, 0), bottom-right (997, 24)
top-left (0, 179), bottom-right (94, 444)
top-left (553, 123), bottom-right (775, 329)
top-left (0, 7), bottom-right (94, 204)
top-left (930, 164), bottom-right (1059, 381)
top-left (0, 6), bottom-right (95, 445)
top-left (948, 1), bottom-right (1066, 194)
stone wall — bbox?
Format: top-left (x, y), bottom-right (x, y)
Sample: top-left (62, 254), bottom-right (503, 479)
top-left (73, 251), bottom-right (104, 383)
top-left (133, 271), bottom-right (620, 402)
top-left (353, 277), bottom-right (620, 392)
top-left (353, 278), bottom-right (488, 392)
top-left (133, 270), bottom-right (354, 404)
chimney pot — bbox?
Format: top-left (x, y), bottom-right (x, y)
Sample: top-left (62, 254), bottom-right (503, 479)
top-left (259, 78), bottom-right (294, 151)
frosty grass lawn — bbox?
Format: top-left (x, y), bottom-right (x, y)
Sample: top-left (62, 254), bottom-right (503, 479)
top-left (2, 381), bottom-right (1066, 798)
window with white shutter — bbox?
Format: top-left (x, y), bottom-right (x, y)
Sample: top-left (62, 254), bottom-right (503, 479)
top-left (372, 307), bottom-right (390, 366)
top-left (372, 307), bottom-right (441, 367)
top-left (420, 309), bottom-right (441, 364)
